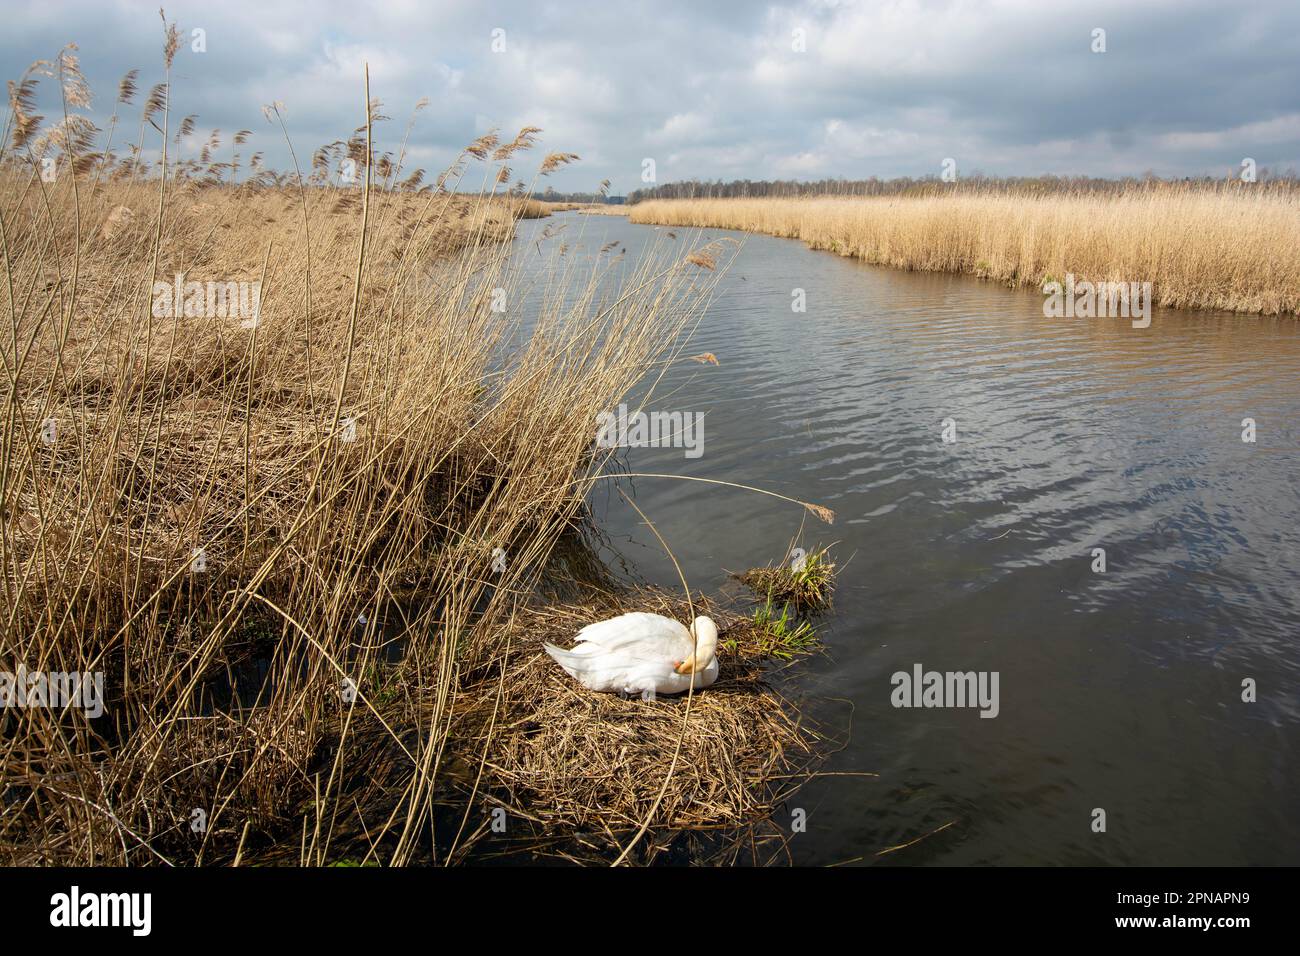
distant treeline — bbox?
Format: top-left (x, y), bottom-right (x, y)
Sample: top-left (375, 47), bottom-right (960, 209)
top-left (537, 188), bottom-right (626, 204)
top-left (626, 171), bottom-right (1300, 203)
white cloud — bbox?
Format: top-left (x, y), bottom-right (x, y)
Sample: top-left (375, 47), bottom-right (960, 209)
top-left (1, 0), bottom-right (1296, 192)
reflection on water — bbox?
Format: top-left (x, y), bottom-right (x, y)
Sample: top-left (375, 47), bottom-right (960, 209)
top-left (513, 212), bottom-right (1300, 866)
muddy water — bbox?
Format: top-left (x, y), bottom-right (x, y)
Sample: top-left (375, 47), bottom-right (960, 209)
top-left (512, 211), bottom-right (1300, 866)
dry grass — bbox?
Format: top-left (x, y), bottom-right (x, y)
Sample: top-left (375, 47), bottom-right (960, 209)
top-left (629, 187), bottom-right (1300, 315)
top-left (514, 198), bottom-right (564, 218)
top-left (578, 205), bottom-right (631, 216)
top-left (0, 37), bottom-right (799, 866)
top-left (438, 594), bottom-right (821, 862)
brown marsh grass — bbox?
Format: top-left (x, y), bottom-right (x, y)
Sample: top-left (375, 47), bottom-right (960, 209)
top-left (629, 188), bottom-right (1300, 316)
top-left (0, 30), bottom-right (822, 865)
top-left (577, 204), bottom-right (631, 216)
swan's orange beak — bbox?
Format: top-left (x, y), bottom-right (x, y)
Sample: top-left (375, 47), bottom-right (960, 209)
top-left (674, 657), bottom-right (696, 675)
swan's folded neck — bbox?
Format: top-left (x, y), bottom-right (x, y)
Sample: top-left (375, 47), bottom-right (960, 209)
top-left (674, 616), bottom-right (719, 675)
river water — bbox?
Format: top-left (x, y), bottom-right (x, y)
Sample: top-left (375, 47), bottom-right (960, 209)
top-left (512, 211), bottom-right (1300, 866)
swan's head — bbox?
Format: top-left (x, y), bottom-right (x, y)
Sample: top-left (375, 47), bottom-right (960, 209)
top-left (674, 616), bottom-right (719, 675)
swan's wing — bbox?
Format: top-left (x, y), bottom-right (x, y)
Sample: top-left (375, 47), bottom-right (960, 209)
top-left (546, 613), bottom-right (699, 693)
top-left (573, 612), bottom-right (691, 660)
top-left (544, 642), bottom-right (673, 693)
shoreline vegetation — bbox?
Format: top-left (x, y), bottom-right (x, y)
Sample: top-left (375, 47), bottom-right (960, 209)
top-left (1, 27), bottom-right (833, 866)
top-left (627, 188), bottom-right (1300, 316)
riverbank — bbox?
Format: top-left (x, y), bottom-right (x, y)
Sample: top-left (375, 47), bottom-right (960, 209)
top-left (628, 187), bottom-right (1300, 316)
top-left (0, 48), bottom-right (827, 862)
top-left (1, 157), bottom-right (807, 862)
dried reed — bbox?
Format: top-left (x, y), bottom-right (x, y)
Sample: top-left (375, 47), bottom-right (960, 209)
top-left (0, 28), bottom-right (799, 866)
top-left (630, 188), bottom-right (1300, 315)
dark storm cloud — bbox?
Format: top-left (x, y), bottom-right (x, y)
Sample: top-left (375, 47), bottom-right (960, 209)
top-left (3, 0), bottom-right (1297, 191)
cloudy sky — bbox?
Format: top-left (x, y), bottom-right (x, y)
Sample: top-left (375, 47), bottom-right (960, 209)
top-left (5, 0), bottom-right (1299, 193)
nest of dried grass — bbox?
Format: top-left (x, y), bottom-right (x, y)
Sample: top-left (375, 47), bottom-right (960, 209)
top-left (442, 593), bottom-right (822, 858)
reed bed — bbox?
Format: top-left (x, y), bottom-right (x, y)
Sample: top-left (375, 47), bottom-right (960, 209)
top-left (0, 31), bottom-right (809, 866)
top-left (629, 188), bottom-right (1300, 315)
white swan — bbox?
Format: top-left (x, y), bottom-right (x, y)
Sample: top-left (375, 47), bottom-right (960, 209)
top-left (544, 612), bottom-right (720, 699)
